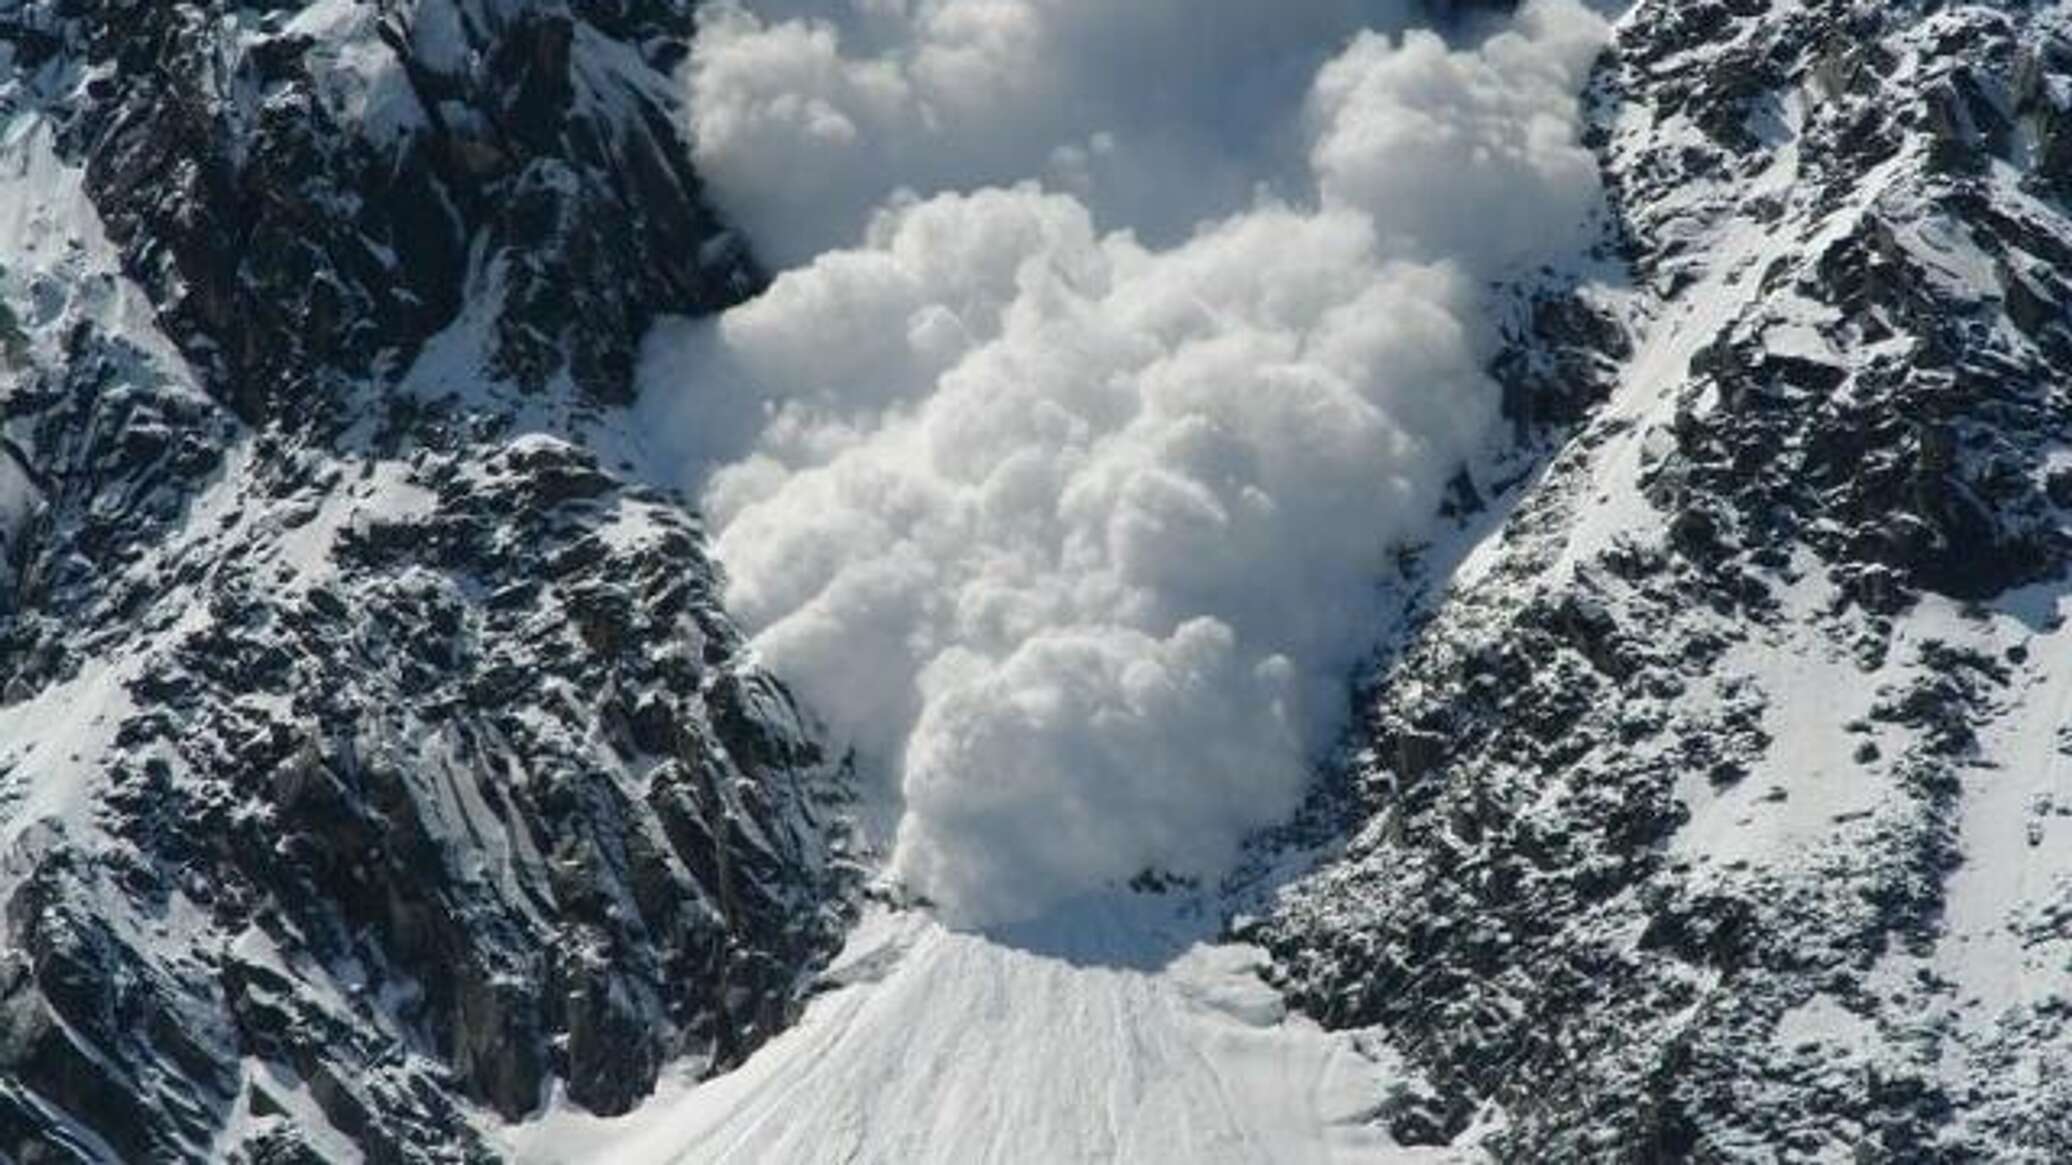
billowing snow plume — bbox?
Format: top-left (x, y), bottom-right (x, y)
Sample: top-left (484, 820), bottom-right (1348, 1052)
top-left (654, 0), bottom-right (1611, 926)
top-left (685, 0), bottom-right (1424, 265)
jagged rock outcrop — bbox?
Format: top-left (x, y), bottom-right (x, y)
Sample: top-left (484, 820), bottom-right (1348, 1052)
top-left (1260, 2), bottom-right (2072, 1160)
top-left (7, 0), bottom-right (757, 425)
top-left (0, 3), bottom-right (853, 1161)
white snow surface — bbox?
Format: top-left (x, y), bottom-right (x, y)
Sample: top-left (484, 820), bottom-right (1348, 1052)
top-left (502, 900), bottom-right (1473, 1165)
top-left (280, 0), bottom-right (429, 144)
top-left (1930, 588), bottom-right (2072, 1033)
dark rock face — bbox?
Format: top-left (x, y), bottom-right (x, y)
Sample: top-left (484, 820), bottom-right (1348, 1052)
top-left (1637, 5), bottom-right (2072, 609)
top-left (1260, 2), bottom-right (2072, 1160)
top-left (0, 2), bottom-right (852, 1161)
top-left (11, 0), bottom-right (757, 427)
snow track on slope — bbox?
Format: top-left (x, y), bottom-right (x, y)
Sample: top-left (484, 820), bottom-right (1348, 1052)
top-left (507, 902), bottom-right (1469, 1165)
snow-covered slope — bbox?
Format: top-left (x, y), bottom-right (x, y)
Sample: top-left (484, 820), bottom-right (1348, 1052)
top-left (504, 899), bottom-right (1465, 1165)
top-left (1263, 0), bottom-right (2072, 1159)
top-left (0, 3), bottom-right (854, 1161)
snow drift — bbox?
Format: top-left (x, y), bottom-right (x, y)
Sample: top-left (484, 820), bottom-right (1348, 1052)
top-left (648, 0), bottom-right (1612, 926)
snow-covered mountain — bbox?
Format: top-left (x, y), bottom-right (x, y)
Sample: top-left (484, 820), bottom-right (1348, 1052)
top-left (1263, 1), bottom-right (2072, 1158)
top-left (0, 3), bottom-right (856, 1160)
top-left (5, 0), bottom-right (2072, 1162)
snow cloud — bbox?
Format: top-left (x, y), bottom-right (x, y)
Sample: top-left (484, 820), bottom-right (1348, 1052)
top-left (685, 0), bottom-right (1426, 264)
top-left (653, 0), bottom-right (1612, 926)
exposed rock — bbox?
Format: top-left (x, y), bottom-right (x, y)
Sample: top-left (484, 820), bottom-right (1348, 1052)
top-left (0, 2), bottom-right (853, 1160)
top-left (1261, 2), bottom-right (2072, 1159)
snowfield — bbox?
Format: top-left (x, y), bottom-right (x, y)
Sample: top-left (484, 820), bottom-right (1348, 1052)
top-left (503, 900), bottom-right (1477, 1165)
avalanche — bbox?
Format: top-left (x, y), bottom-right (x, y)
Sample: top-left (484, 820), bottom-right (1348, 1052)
top-left (653, 0), bottom-right (1614, 926)
top-left (526, 0), bottom-right (1610, 1160)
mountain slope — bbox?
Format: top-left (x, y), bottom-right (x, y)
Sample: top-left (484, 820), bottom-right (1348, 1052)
top-left (8, 0), bottom-right (2072, 1162)
top-left (0, 3), bottom-right (856, 1161)
top-left (505, 899), bottom-right (1469, 1165)
top-left (1262, 1), bottom-right (2072, 1159)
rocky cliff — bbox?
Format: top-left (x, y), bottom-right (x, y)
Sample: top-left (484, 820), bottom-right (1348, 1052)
top-left (1260, 1), bottom-right (2072, 1159)
top-left (0, 2), bottom-right (856, 1160)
